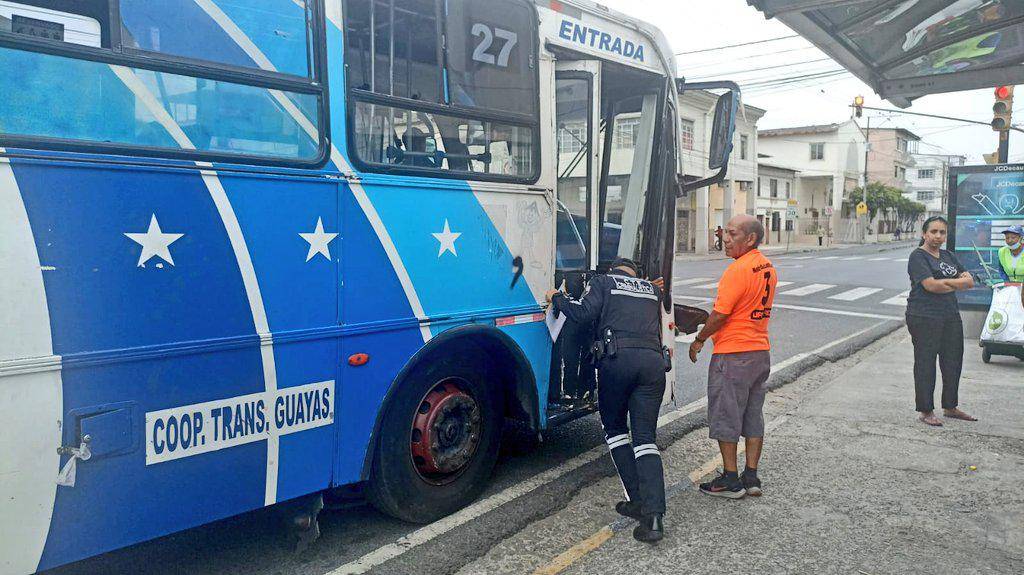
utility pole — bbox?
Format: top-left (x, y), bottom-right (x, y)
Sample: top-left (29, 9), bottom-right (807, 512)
top-left (861, 114), bottom-right (870, 243)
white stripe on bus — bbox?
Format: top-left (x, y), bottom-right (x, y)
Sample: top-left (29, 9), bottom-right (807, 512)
top-left (0, 150), bottom-right (65, 574)
top-left (110, 66), bottom-right (283, 505)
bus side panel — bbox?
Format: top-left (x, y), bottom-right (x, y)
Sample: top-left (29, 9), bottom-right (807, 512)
top-left (495, 321), bottom-right (553, 424)
top-left (335, 184), bottom-right (429, 484)
top-left (218, 172), bottom-right (340, 502)
top-left (8, 160), bottom-right (285, 571)
top-left (358, 180), bottom-right (541, 327)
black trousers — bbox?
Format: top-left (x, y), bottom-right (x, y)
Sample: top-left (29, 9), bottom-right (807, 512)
top-left (906, 313), bottom-right (964, 412)
top-left (598, 349), bottom-right (666, 516)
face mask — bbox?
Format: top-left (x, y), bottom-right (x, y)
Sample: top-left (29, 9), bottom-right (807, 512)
top-left (1009, 240), bottom-right (1022, 251)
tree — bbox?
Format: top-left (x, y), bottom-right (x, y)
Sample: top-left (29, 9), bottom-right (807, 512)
top-left (849, 182), bottom-right (925, 232)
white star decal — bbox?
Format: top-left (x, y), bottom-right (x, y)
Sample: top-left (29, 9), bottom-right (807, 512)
top-left (299, 217), bottom-right (339, 262)
top-left (124, 214), bottom-right (184, 267)
top-left (432, 219), bottom-right (462, 257)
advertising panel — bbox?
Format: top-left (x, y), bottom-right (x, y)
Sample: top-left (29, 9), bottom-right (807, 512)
top-left (949, 164), bottom-right (1024, 307)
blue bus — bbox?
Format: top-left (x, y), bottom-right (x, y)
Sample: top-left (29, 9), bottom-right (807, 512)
top-left (0, 1), bottom-right (736, 572)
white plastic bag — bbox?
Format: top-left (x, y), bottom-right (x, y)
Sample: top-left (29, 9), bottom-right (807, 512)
top-left (981, 285), bottom-right (1024, 344)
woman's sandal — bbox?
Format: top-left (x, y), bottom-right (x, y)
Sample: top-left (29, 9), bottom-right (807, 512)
top-left (919, 414), bottom-right (943, 426)
top-left (944, 409), bottom-right (978, 422)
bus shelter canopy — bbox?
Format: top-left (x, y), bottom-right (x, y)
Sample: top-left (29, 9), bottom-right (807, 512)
top-left (748, 1), bottom-right (1024, 107)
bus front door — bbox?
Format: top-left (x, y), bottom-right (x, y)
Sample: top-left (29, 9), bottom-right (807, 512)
top-left (550, 61), bottom-right (601, 417)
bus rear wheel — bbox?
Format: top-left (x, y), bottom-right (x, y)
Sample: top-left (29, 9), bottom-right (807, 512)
top-left (367, 358), bottom-right (503, 523)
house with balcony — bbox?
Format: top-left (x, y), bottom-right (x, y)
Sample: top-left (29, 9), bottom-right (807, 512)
top-left (866, 127), bottom-right (920, 192)
top-left (757, 162), bottom-right (798, 246)
top-left (758, 121), bottom-right (866, 243)
top-left (675, 90), bottom-right (764, 254)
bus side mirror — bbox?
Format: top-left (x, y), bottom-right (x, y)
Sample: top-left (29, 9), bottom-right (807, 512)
top-left (675, 80), bottom-right (741, 196)
top-left (708, 91), bottom-right (737, 171)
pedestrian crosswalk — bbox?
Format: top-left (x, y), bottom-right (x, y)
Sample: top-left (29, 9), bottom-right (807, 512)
top-left (672, 279), bottom-right (910, 308)
top-left (781, 283), bottom-right (835, 296)
top-left (828, 287), bottom-right (882, 301)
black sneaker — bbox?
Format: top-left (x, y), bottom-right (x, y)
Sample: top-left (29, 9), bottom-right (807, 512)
top-left (740, 470), bottom-right (762, 497)
top-left (632, 513), bottom-right (664, 543)
top-left (699, 471), bottom-right (746, 499)
top-left (615, 500), bottom-right (643, 520)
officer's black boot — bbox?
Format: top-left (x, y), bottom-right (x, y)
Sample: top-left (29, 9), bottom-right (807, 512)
top-left (615, 500), bottom-right (642, 520)
top-left (632, 513), bottom-right (664, 543)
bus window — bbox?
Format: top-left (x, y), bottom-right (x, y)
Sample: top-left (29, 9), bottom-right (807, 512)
top-left (599, 94), bottom-right (659, 266)
top-left (0, 1), bottom-right (109, 47)
top-left (119, 0), bottom-right (315, 78)
top-left (445, 0), bottom-right (537, 117)
top-left (352, 101), bottom-right (534, 177)
top-left (343, 0), bottom-right (443, 102)
top-left (0, 1), bottom-right (327, 165)
top-left (343, 0), bottom-right (539, 182)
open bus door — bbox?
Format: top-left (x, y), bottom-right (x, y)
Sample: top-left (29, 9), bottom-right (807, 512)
top-left (548, 60), bottom-right (689, 420)
top-left (550, 60), bottom-right (602, 420)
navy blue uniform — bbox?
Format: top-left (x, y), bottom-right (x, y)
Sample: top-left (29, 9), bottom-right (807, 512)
top-left (552, 273), bottom-right (667, 516)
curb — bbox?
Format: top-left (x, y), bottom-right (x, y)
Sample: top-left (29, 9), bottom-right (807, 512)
top-left (765, 319), bottom-right (905, 393)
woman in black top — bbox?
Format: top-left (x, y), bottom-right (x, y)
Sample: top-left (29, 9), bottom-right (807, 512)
top-left (905, 216), bottom-right (977, 426)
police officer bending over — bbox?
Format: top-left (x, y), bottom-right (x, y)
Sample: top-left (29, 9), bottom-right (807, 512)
top-left (545, 258), bottom-right (668, 543)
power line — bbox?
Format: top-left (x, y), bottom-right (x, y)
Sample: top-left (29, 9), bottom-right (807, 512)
top-left (679, 45), bottom-right (819, 72)
top-left (686, 58), bottom-right (834, 81)
top-left (675, 34), bottom-right (800, 55)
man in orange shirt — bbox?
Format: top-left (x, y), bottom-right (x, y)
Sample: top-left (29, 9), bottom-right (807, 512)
top-left (689, 214), bottom-right (776, 499)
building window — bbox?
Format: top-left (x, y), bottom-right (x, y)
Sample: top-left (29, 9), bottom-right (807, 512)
top-left (680, 119), bottom-right (695, 151)
top-left (785, 181), bottom-right (791, 198)
top-left (739, 181), bottom-right (752, 193)
top-left (918, 169), bottom-right (935, 179)
top-left (614, 117), bottom-right (641, 149)
top-left (897, 137), bottom-right (908, 153)
top-left (917, 191), bottom-right (936, 201)
top-left (558, 122), bottom-right (587, 154)
top-left (898, 166), bottom-right (907, 180)
top-left (810, 142), bottom-right (825, 160)
top-left (740, 135), bottom-right (749, 160)
top-left (769, 178), bottom-right (778, 198)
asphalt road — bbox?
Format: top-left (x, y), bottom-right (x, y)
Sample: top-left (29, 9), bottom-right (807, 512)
top-left (44, 242), bottom-right (915, 575)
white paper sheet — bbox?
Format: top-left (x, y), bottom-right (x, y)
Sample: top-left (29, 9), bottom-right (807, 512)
top-left (545, 306), bottom-right (566, 342)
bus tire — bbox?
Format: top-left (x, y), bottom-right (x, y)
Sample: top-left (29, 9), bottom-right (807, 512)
top-left (982, 347), bottom-right (992, 364)
top-left (367, 356), bottom-right (503, 524)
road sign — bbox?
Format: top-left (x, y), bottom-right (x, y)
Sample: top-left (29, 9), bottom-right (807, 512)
top-left (786, 206), bottom-right (798, 218)
top-left (856, 201), bottom-right (868, 216)
top-left (824, 206), bottom-right (834, 216)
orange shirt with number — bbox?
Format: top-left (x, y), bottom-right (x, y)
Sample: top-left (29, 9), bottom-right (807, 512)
top-left (711, 249), bottom-right (777, 354)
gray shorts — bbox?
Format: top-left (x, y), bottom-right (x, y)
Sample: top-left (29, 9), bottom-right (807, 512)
top-left (707, 350), bottom-right (771, 442)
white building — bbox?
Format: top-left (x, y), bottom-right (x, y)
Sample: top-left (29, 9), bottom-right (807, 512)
top-left (757, 162), bottom-right (798, 246)
top-left (676, 90), bottom-right (765, 253)
top-left (906, 153), bottom-right (966, 218)
top-left (758, 121), bottom-right (866, 244)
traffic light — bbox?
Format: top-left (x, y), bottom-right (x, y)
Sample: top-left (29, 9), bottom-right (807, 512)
top-left (853, 95), bottom-right (864, 118)
top-left (992, 85), bottom-right (1014, 131)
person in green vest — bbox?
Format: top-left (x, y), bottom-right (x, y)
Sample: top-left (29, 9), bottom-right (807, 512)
top-left (997, 224), bottom-right (1024, 311)
top-left (998, 224), bottom-right (1024, 284)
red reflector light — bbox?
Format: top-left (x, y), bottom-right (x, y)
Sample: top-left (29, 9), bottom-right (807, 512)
top-left (348, 353), bottom-right (370, 366)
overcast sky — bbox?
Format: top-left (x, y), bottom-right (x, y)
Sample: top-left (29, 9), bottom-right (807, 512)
top-left (602, 0), bottom-right (1024, 164)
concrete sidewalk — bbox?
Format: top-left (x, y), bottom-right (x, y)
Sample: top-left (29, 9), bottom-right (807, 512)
top-left (676, 239), bottom-right (917, 263)
top-left (457, 331), bottom-right (1024, 575)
